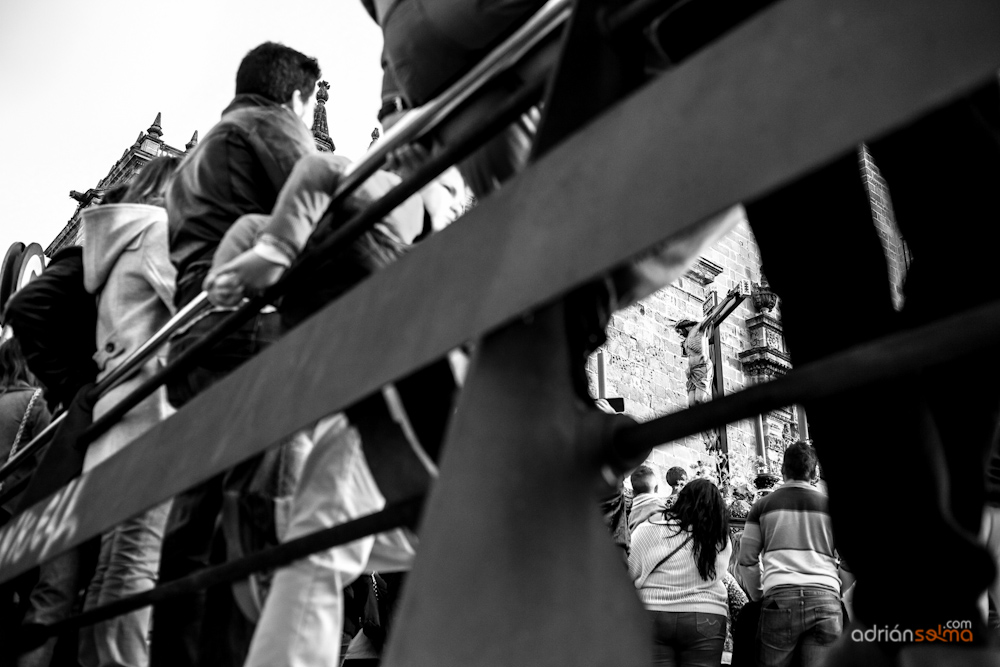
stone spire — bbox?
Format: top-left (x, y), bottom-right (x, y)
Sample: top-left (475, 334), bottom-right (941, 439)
top-left (185, 130), bottom-right (199, 151)
top-left (147, 112), bottom-right (163, 139)
top-left (311, 81), bottom-right (335, 152)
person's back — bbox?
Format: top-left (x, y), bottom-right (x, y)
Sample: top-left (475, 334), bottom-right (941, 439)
top-left (167, 42), bottom-right (318, 313)
top-left (628, 464), bottom-right (666, 532)
top-left (629, 478), bottom-right (731, 666)
top-left (738, 442), bottom-right (845, 667)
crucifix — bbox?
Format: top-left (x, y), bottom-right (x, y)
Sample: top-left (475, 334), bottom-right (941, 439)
top-left (674, 280), bottom-right (751, 486)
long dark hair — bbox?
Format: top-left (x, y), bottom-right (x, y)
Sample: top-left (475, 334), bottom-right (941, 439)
top-left (665, 478), bottom-right (729, 580)
top-left (0, 338), bottom-right (38, 393)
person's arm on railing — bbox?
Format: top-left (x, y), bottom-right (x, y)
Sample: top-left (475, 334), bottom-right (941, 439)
top-left (205, 155), bottom-right (424, 307)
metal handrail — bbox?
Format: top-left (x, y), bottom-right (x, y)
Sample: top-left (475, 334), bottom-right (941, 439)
top-left (335, 0), bottom-right (572, 201)
top-left (0, 0), bottom-right (573, 487)
top-left (0, 294), bottom-right (212, 485)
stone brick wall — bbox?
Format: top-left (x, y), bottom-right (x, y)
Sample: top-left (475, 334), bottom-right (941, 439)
top-left (593, 147), bottom-right (905, 491)
top-left (587, 213), bottom-right (777, 488)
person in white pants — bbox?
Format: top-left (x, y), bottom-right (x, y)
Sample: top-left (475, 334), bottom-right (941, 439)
top-left (244, 413), bottom-right (417, 667)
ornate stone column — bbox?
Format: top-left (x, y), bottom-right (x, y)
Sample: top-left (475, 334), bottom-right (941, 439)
top-left (739, 278), bottom-right (793, 471)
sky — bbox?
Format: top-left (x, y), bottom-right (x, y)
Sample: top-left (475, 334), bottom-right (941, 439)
top-left (0, 0), bottom-right (384, 256)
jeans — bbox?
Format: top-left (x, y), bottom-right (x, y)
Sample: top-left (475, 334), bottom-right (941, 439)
top-left (16, 551), bottom-right (80, 667)
top-left (79, 502), bottom-right (171, 667)
top-left (758, 587), bottom-right (842, 667)
top-left (649, 611), bottom-right (726, 667)
top-left (243, 414), bottom-right (416, 667)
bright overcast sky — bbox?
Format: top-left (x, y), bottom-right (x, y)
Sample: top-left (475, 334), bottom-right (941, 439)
top-left (0, 0), bottom-right (383, 256)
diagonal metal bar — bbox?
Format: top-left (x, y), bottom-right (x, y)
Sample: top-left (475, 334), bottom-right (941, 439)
top-left (0, 295), bottom-right (212, 485)
top-left (13, 497), bottom-right (424, 653)
top-left (613, 299), bottom-right (1000, 457)
top-left (1, 0), bottom-right (998, 582)
top-left (74, 82), bottom-right (545, 461)
top-left (0, 0), bottom-right (569, 486)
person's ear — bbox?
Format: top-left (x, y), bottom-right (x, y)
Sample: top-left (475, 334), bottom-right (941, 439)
top-left (288, 89), bottom-right (305, 118)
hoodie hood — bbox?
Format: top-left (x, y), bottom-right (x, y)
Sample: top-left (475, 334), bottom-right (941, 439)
top-left (82, 204), bottom-right (167, 293)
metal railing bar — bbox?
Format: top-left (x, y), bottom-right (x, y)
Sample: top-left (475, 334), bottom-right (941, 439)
top-left (15, 299), bottom-right (1000, 645)
top-left (75, 81), bottom-right (546, 469)
top-left (14, 496), bottom-right (424, 651)
top-left (334, 0), bottom-right (573, 202)
top-left (0, 0), bottom-right (569, 485)
top-left (6, 0), bottom-right (989, 584)
top-left (612, 298), bottom-right (1000, 458)
top-left (0, 295), bottom-right (211, 485)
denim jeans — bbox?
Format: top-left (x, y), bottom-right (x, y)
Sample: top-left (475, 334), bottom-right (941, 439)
top-left (16, 551), bottom-right (80, 667)
top-left (648, 610), bottom-right (726, 667)
top-left (79, 501), bottom-right (171, 667)
top-left (758, 587), bottom-right (842, 667)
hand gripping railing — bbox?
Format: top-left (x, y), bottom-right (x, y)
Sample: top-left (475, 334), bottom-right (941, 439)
top-left (0, 0), bottom-right (574, 493)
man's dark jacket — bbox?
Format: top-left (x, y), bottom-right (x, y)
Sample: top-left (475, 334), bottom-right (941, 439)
top-left (167, 93), bottom-right (316, 307)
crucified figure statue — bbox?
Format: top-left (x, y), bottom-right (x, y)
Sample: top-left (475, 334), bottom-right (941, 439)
top-left (674, 318), bottom-right (713, 407)
top-left (673, 282), bottom-right (751, 459)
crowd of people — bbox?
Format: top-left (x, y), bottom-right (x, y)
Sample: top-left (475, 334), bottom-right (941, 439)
top-left (0, 37), bottom-right (470, 667)
top-left (0, 1), bottom-right (998, 666)
top-left (623, 444), bottom-right (851, 667)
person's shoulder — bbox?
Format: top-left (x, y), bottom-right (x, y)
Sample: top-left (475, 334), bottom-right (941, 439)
top-left (759, 483), bottom-right (829, 514)
top-left (0, 386), bottom-right (39, 410)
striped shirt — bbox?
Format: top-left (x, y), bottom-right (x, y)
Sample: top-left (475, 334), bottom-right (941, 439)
top-left (737, 481), bottom-right (840, 598)
top-left (628, 518), bottom-right (732, 616)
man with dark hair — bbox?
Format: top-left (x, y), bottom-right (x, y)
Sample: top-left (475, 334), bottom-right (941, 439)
top-left (150, 41), bottom-right (321, 667)
top-left (168, 41), bottom-right (319, 320)
top-left (628, 464), bottom-right (665, 532)
top-left (235, 42), bottom-right (321, 106)
top-left (663, 465), bottom-right (687, 509)
top-left (738, 442), bottom-right (854, 667)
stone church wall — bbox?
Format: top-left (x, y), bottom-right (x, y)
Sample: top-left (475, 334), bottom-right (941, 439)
top-left (588, 148), bottom-right (906, 491)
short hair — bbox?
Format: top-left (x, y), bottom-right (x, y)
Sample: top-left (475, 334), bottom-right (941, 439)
top-left (236, 42), bottom-right (321, 104)
top-left (782, 441), bottom-right (818, 481)
top-left (666, 466), bottom-right (688, 489)
top-left (630, 465), bottom-right (657, 495)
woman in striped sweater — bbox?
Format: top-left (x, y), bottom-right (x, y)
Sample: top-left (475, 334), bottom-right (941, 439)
top-left (629, 478), bottom-right (731, 667)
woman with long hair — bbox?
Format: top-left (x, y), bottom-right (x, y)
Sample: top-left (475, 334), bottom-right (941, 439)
top-left (629, 478), bottom-right (732, 667)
